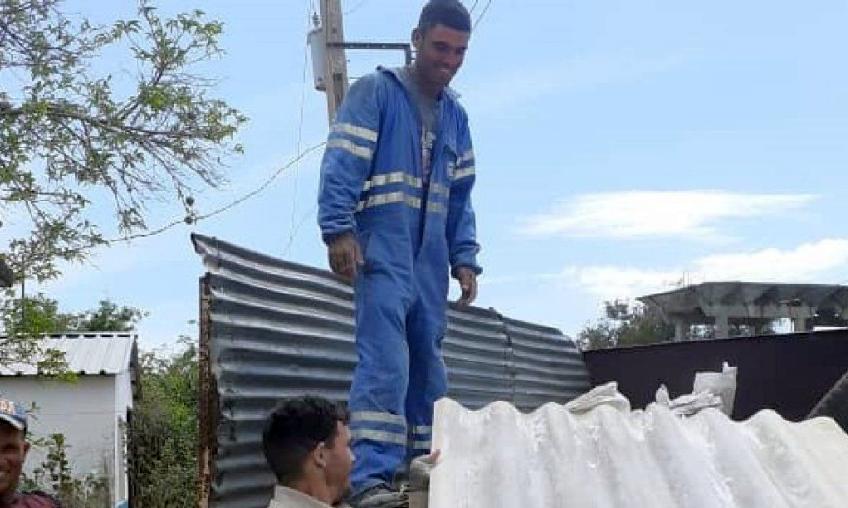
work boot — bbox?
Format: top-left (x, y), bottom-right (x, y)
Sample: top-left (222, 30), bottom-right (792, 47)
top-left (347, 484), bottom-right (409, 508)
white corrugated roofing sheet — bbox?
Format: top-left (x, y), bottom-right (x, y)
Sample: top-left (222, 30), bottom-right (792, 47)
top-left (430, 385), bottom-right (848, 508)
top-left (0, 333), bottom-right (136, 376)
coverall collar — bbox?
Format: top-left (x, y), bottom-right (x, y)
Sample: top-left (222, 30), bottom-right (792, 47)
top-left (377, 66), bottom-right (460, 102)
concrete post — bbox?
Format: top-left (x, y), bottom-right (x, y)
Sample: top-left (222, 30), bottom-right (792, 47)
top-left (674, 320), bottom-right (689, 341)
top-left (714, 314), bottom-right (729, 339)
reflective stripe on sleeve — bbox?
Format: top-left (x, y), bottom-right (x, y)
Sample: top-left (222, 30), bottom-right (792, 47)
top-left (457, 149), bottom-right (474, 165)
top-left (332, 122), bottom-right (378, 143)
top-left (326, 138), bottom-right (373, 160)
top-left (351, 429), bottom-right (407, 446)
top-left (452, 166), bottom-right (475, 180)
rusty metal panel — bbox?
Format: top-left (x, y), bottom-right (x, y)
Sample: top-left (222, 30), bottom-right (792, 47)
top-left (192, 234), bottom-right (588, 508)
top-left (198, 276), bottom-right (216, 508)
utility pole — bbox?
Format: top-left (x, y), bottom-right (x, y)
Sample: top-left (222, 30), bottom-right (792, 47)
top-left (319, 0), bottom-right (349, 125)
top-left (309, 1), bottom-right (412, 125)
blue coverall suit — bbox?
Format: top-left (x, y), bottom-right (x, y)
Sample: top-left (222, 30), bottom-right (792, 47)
top-left (318, 67), bottom-right (481, 494)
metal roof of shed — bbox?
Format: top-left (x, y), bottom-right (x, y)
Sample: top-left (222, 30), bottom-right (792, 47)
top-left (0, 333), bottom-right (136, 376)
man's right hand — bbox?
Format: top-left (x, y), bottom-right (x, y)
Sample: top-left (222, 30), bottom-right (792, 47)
top-left (327, 232), bottom-right (364, 281)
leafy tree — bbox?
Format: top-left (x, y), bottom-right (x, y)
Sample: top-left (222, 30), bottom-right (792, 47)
top-left (127, 337), bottom-right (198, 507)
top-left (0, 293), bottom-right (143, 370)
top-left (578, 300), bottom-right (675, 350)
top-left (0, 293), bottom-right (143, 334)
top-left (0, 291), bottom-right (71, 371)
top-left (66, 299), bottom-right (146, 331)
top-left (21, 433), bottom-right (110, 507)
top-left (1, 0), bottom-right (246, 281)
top-left (1, 291), bottom-right (71, 335)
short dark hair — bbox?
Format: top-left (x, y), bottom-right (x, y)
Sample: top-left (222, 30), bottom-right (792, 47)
top-left (418, 0), bottom-right (471, 34)
top-left (262, 396), bottom-right (349, 485)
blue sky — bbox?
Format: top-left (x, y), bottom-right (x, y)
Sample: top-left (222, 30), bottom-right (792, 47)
top-left (19, 0), bottom-right (848, 348)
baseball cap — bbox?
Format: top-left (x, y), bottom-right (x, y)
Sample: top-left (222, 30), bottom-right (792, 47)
top-left (0, 398), bottom-right (27, 432)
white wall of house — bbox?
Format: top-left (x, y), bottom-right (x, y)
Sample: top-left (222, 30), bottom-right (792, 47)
top-left (113, 370), bottom-right (133, 503)
top-left (0, 374), bottom-right (133, 505)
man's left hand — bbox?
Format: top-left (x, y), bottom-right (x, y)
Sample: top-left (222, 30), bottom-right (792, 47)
top-left (455, 267), bottom-right (477, 307)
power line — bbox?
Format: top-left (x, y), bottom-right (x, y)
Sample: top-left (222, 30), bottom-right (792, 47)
top-left (110, 142), bottom-right (327, 243)
top-left (472, 0), bottom-right (493, 30)
top-left (344, 0), bottom-right (369, 16)
top-left (283, 204), bottom-right (319, 257)
top-left (288, 3), bottom-right (313, 251)
top-left (469, 0), bottom-right (480, 13)
top-left (192, 142), bottom-right (325, 224)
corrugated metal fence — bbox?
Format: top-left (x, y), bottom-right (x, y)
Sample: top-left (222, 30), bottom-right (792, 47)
top-left (192, 234), bottom-right (590, 508)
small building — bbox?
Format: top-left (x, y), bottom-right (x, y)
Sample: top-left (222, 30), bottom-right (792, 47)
top-left (0, 333), bottom-right (139, 506)
top-left (639, 282), bottom-right (848, 340)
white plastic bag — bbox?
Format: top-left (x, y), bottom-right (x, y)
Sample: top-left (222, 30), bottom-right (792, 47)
top-left (564, 381), bottom-right (631, 414)
top-left (655, 384), bottom-right (722, 416)
top-left (693, 362), bottom-right (737, 416)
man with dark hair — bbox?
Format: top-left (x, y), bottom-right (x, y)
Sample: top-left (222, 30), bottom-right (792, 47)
top-left (0, 398), bottom-right (60, 508)
top-left (262, 396), bottom-right (354, 507)
top-left (317, 0), bottom-right (477, 505)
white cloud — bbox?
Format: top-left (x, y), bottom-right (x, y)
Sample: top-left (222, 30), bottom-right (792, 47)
top-left (521, 190), bottom-right (816, 239)
top-left (562, 238), bottom-right (848, 300)
top-left (695, 238), bottom-right (848, 283)
top-left (561, 266), bottom-right (686, 300)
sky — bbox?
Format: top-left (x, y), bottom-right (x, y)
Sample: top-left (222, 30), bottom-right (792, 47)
top-left (14, 0), bottom-right (848, 348)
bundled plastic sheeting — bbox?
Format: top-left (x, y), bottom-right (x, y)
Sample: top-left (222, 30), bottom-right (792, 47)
top-left (429, 385), bottom-right (848, 508)
top-left (693, 362), bottom-right (738, 416)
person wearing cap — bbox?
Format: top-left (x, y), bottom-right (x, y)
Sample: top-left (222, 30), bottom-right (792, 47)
top-left (0, 398), bottom-right (60, 508)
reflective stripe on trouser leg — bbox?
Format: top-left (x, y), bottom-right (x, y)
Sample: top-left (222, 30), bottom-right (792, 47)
top-left (349, 270), bottom-right (411, 495)
top-left (409, 424), bottom-right (432, 454)
top-left (404, 268), bottom-right (449, 462)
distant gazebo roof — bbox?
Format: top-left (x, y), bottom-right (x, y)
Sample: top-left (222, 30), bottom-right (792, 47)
top-left (638, 282), bottom-right (848, 339)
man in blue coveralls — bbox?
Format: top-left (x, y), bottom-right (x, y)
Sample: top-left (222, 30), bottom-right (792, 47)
top-left (317, 1), bottom-right (481, 505)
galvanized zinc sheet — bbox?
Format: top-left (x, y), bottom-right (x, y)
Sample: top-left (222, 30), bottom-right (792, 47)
top-left (443, 306), bottom-right (514, 409)
top-left (504, 317), bottom-right (589, 412)
top-left (0, 333), bottom-right (136, 376)
top-left (192, 234), bottom-right (590, 508)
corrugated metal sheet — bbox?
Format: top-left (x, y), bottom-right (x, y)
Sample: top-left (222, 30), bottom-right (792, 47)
top-left (192, 234), bottom-right (591, 508)
top-left (443, 306), bottom-right (513, 409)
top-left (505, 317), bottom-right (589, 412)
top-left (0, 333), bottom-right (136, 376)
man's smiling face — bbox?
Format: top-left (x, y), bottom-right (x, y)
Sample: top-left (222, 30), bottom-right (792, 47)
top-left (0, 422), bottom-right (29, 501)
